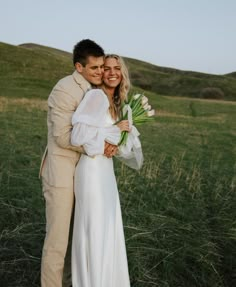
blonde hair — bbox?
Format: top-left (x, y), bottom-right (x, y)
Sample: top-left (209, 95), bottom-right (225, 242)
top-left (104, 54), bottom-right (130, 118)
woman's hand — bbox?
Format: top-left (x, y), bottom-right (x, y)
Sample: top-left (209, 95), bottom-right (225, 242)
top-left (116, 120), bottom-right (131, 132)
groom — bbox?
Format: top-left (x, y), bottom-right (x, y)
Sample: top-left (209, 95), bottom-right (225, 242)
top-left (40, 39), bottom-right (117, 287)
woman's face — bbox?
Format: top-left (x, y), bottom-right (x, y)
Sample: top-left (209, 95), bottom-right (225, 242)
top-left (103, 57), bottom-right (122, 88)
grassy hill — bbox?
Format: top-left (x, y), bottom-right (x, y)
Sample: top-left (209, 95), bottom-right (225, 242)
top-left (1, 93), bottom-right (236, 287)
top-left (126, 57), bottom-right (236, 100)
top-left (1, 41), bottom-right (236, 101)
top-left (0, 41), bottom-right (236, 286)
top-left (0, 42), bottom-right (74, 99)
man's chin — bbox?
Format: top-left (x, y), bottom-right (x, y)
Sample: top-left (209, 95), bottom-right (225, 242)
top-left (92, 80), bottom-right (102, 86)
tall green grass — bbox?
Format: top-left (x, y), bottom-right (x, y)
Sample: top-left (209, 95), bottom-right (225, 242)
top-left (0, 95), bottom-right (236, 286)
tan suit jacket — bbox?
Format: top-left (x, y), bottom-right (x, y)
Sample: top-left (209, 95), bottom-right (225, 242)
top-left (39, 70), bottom-right (90, 188)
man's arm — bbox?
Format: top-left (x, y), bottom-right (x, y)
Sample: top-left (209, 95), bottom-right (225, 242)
top-left (48, 84), bottom-right (85, 153)
top-left (56, 130), bottom-right (85, 153)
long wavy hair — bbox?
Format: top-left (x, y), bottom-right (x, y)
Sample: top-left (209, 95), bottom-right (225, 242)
top-left (103, 54), bottom-right (130, 119)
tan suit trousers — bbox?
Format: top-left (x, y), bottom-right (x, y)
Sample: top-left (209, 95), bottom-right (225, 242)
top-left (41, 178), bottom-right (74, 287)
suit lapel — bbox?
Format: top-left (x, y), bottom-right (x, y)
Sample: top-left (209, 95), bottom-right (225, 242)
top-left (72, 70), bottom-right (91, 94)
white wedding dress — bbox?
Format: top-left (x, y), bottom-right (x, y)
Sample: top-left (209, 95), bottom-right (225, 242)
top-left (70, 89), bottom-right (143, 287)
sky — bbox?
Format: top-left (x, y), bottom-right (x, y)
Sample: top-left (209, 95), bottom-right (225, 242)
top-left (1, 0), bottom-right (236, 75)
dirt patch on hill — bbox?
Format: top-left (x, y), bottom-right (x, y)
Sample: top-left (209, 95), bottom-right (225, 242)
top-left (0, 97), bottom-right (47, 112)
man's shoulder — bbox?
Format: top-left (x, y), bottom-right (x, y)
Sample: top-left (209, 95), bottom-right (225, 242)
top-left (54, 71), bottom-right (89, 92)
top-left (56, 73), bottom-right (75, 88)
top-left (48, 71), bottom-right (88, 105)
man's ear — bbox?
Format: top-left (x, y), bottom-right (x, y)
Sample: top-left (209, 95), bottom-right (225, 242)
top-left (75, 62), bottom-right (83, 73)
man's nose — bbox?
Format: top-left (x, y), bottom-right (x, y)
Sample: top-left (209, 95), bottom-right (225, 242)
top-left (97, 67), bottom-right (104, 74)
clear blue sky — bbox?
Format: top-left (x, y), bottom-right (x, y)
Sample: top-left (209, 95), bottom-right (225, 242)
top-left (1, 0), bottom-right (236, 75)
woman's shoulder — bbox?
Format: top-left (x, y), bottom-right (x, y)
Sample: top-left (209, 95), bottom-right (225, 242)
top-left (84, 88), bottom-right (108, 104)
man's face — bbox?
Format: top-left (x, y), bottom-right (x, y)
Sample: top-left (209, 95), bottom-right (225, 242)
top-left (75, 56), bottom-right (104, 85)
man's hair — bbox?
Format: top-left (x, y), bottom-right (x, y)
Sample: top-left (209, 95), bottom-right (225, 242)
top-left (73, 39), bottom-right (105, 66)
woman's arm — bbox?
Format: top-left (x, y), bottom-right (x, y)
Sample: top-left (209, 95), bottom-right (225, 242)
top-left (71, 89), bottom-right (121, 157)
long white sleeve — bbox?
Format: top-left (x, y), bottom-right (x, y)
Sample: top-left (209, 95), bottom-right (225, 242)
top-left (71, 89), bottom-right (120, 157)
top-left (116, 126), bottom-right (143, 170)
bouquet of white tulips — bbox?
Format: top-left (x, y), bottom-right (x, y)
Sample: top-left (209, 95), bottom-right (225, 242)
top-left (118, 93), bottom-right (155, 145)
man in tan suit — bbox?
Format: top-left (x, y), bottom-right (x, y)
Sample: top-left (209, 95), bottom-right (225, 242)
top-left (40, 39), bottom-right (117, 287)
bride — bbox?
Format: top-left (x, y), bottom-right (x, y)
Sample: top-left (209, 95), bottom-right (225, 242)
top-left (70, 54), bottom-right (143, 287)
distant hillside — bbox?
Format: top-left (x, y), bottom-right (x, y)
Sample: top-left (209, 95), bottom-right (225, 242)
top-left (19, 43), bottom-right (71, 58)
top-left (124, 57), bottom-right (236, 100)
top-left (226, 71), bottom-right (236, 78)
top-left (1, 42), bottom-right (236, 101)
top-left (0, 42), bottom-right (74, 99)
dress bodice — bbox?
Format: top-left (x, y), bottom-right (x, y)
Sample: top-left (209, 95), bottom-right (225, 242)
top-left (104, 110), bottom-right (116, 127)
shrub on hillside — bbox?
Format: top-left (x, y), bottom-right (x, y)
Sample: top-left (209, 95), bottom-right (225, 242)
top-left (200, 87), bottom-right (224, 99)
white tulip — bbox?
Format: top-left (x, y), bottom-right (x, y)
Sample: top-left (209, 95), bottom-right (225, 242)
top-left (147, 109), bottom-right (155, 117)
top-left (133, 94), bottom-right (142, 100)
top-left (141, 96), bottom-right (148, 105)
top-left (143, 103), bottom-right (149, 110)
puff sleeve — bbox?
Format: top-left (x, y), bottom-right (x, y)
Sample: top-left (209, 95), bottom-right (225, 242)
top-left (71, 89), bottom-right (121, 157)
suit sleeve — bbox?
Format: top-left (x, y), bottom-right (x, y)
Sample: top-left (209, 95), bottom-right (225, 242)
top-left (48, 83), bottom-right (85, 153)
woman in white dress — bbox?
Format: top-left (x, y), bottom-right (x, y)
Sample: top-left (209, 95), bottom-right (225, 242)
top-left (70, 55), bottom-right (143, 287)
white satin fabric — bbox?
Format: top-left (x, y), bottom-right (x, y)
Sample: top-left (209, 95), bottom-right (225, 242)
top-left (71, 89), bottom-right (143, 170)
top-left (72, 153), bottom-right (130, 287)
top-left (71, 89), bottom-right (138, 287)
top-left (71, 89), bottom-right (121, 157)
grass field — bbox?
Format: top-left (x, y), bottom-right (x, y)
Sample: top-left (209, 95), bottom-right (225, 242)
top-left (0, 91), bottom-right (235, 286)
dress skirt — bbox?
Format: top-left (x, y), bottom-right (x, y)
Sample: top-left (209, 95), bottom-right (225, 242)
top-left (72, 154), bottom-right (130, 287)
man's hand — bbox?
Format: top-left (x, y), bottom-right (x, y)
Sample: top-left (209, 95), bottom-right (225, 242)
top-left (104, 142), bottom-right (118, 158)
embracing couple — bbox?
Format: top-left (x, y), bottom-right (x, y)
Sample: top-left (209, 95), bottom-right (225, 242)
top-left (40, 39), bottom-right (143, 287)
